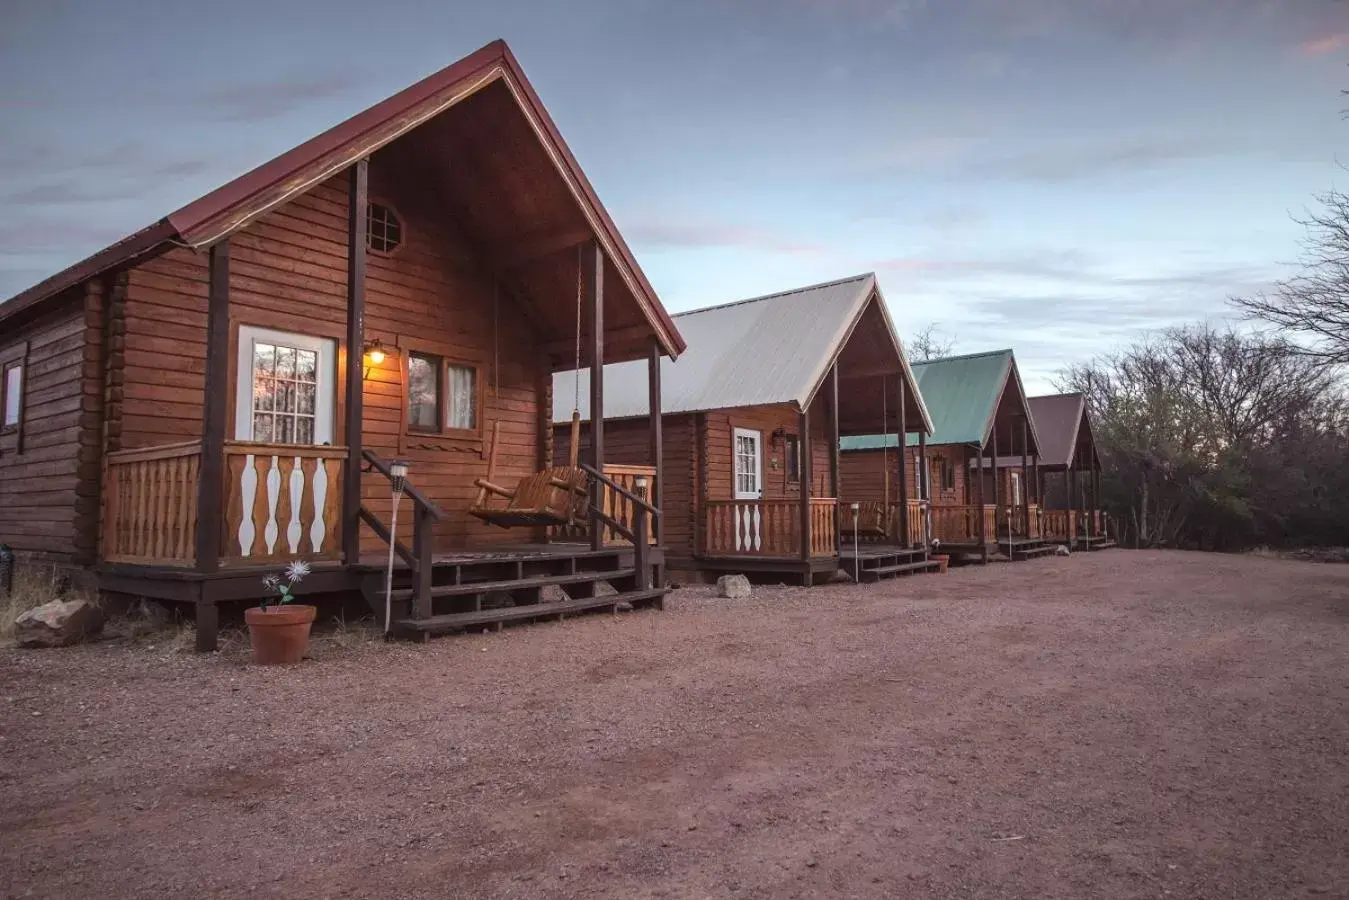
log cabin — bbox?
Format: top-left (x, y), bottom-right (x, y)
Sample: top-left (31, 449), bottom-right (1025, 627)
top-left (0, 40), bottom-right (689, 648)
top-left (839, 349), bottom-right (1053, 562)
top-left (551, 273), bottom-right (934, 585)
top-left (1026, 393), bottom-right (1113, 550)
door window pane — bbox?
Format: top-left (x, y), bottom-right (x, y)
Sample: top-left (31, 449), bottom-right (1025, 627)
top-left (407, 352), bottom-right (440, 430)
top-left (249, 337), bottom-right (320, 445)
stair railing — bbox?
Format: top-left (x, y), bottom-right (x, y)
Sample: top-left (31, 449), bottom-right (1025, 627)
top-left (360, 450), bottom-right (447, 623)
top-left (580, 463), bottom-right (657, 590)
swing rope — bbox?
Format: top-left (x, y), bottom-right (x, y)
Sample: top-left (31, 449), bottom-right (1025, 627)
top-left (573, 244), bottom-right (583, 414)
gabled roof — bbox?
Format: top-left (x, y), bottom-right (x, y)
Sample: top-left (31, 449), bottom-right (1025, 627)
top-left (554, 273), bottom-right (931, 429)
top-left (0, 40), bottom-right (685, 356)
top-left (841, 349), bottom-right (1018, 451)
top-left (1028, 393), bottom-right (1086, 468)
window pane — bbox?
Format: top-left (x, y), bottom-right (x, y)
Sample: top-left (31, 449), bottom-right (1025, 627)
top-left (296, 382), bottom-right (315, 415)
top-left (255, 343), bottom-right (276, 375)
top-left (277, 416), bottom-right (294, 444)
top-left (296, 349), bottom-right (317, 381)
top-left (3, 364), bottom-right (21, 427)
top-left (295, 417), bottom-right (314, 445)
top-left (252, 413), bottom-right (273, 442)
top-left (275, 381), bottom-right (295, 414)
top-left (275, 346), bottom-right (297, 379)
top-left (446, 364), bottom-right (476, 430)
top-left (254, 374), bottom-right (275, 411)
top-left (407, 353), bottom-right (439, 429)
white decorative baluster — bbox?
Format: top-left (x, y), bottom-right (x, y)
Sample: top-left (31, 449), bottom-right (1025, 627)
top-left (310, 458), bottom-right (329, 553)
top-left (751, 504), bottom-right (762, 552)
top-left (734, 504), bottom-right (745, 552)
top-left (286, 457), bottom-right (304, 554)
top-left (237, 455), bottom-right (258, 556)
top-left (264, 455), bottom-right (281, 554)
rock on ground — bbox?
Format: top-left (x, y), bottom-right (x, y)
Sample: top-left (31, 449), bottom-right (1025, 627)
top-left (14, 598), bottom-right (105, 648)
top-left (716, 574), bottom-right (751, 599)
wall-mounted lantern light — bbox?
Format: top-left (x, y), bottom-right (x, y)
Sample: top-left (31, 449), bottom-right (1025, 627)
top-left (362, 339), bottom-right (389, 380)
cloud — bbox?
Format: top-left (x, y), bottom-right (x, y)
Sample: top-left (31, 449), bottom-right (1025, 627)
top-left (624, 221), bottom-right (829, 256)
top-left (1298, 33), bottom-right (1349, 56)
top-left (973, 136), bottom-right (1228, 183)
top-left (201, 73), bottom-right (362, 122)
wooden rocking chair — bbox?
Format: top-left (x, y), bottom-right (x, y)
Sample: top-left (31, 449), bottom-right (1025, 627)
top-left (468, 413), bottom-right (589, 529)
top-left (851, 501), bottom-right (889, 539)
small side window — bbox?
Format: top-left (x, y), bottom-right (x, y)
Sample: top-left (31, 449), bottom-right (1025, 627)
top-left (366, 202), bottom-right (403, 254)
top-left (406, 351), bottom-right (442, 432)
top-left (1, 362), bottom-right (21, 430)
top-left (784, 434), bottom-right (800, 484)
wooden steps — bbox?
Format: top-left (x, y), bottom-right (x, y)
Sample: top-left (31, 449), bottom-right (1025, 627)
top-left (385, 569), bottom-right (636, 604)
top-left (1009, 544), bottom-right (1057, 561)
top-left (396, 589), bottom-right (667, 636)
top-left (857, 559), bottom-right (942, 582)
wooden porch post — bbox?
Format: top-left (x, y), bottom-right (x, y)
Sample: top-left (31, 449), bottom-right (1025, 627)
top-left (194, 239), bottom-right (231, 650)
top-left (798, 404), bottom-right (812, 565)
top-left (991, 423), bottom-right (1001, 557)
top-left (342, 158), bottom-right (368, 566)
top-left (897, 374), bottom-right (909, 546)
top-left (918, 431), bottom-right (928, 501)
top-left (826, 364), bottom-right (840, 550)
top-left (975, 440), bottom-right (987, 553)
top-left (585, 241), bottom-right (605, 551)
top-left (1093, 462), bottom-right (1102, 537)
top-left (1020, 416), bottom-right (1030, 537)
top-left (647, 340), bottom-right (663, 545)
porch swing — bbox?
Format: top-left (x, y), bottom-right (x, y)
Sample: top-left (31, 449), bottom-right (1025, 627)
top-left (467, 250), bottom-right (591, 529)
top-left (852, 379), bottom-right (892, 539)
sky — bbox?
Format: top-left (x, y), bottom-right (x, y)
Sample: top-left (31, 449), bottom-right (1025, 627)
top-left (2, 0), bottom-right (1348, 392)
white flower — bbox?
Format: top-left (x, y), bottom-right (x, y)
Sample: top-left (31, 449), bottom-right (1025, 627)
top-left (284, 559), bottom-right (312, 583)
top-left (261, 574), bottom-right (280, 591)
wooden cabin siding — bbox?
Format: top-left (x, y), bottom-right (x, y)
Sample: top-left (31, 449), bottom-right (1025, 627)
top-left (0, 287), bottom-right (102, 562)
top-left (701, 402), bottom-right (830, 504)
top-left (118, 167), bottom-right (548, 552)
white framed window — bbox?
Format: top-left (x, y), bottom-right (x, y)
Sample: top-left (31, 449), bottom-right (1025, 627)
top-left (235, 326), bottom-right (336, 444)
top-left (1, 362), bottom-right (20, 429)
top-left (733, 428), bottom-right (762, 499)
top-left (1011, 471), bottom-right (1023, 506)
top-left (404, 352), bottom-right (479, 435)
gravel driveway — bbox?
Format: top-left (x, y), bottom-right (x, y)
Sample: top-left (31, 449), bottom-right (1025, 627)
top-left (3, 549), bottom-right (1347, 899)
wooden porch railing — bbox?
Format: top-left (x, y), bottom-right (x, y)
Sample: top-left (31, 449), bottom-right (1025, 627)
top-left (103, 441), bottom-right (202, 565)
top-left (999, 503), bottom-right (1044, 539)
top-left (551, 464), bottom-right (658, 546)
top-left (222, 442), bottom-right (346, 563)
top-left (103, 440), bottom-right (347, 567)
top-left (905, 499), bottom-right (927, 547)
top-left (703, 498), bottom-right (837, 558)
top-left (929, 504), bottom-right (998, 544)
top-left (1041, 509), bottom-right (1076, 541)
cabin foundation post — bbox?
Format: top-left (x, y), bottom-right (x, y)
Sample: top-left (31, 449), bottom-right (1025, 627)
top-left (897, 375), bottom-right (909, 546)
top-left (342, 159), bottom-right (368, 566)
top-left (584, 241), bottom-right (605, 551)
top-left (195, 240), bottom-right (230, 592)
top-left (826, 364), bottom-right (840, 551)
top-left (798, 404), bottom-right (812, 571)
top-left (194, 588), bottom-right (218, 654)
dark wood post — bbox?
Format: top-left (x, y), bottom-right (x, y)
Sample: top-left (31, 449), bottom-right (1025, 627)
top-left (798, 404), bottom-right (812, 564)
top-left (413, 505), bottom-right (433, 623)
top-left (342, 159), bottom-right (368, 566)
top-left (634, 481), bottom-right (650, 591)
top-left (194, 239), bottom-right (230, 651)
top-left (1093, 462), bottom-right (1102, 538)
top-left (918, 429), bottom-right (929, 547)
top-left (584, 241), bottom-right (605, 551)
top-left (897, 375), bottom-right (909, 546)
top-left (826, 364), bottom-right (840, 549)
top-left (991, 423), bottom-right (1001, 558)
top-left (1020, 416), bottom-right (1030, 538)
top-left (975, 441), bottom-right (987, 556)
top-left (647, 340), bottom-right (663, 545)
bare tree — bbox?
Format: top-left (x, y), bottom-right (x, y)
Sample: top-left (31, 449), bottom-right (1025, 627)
top-left (1232, 186), bottom-right (1349, 366)
top-left (908, 323), bottom-right (955, 361)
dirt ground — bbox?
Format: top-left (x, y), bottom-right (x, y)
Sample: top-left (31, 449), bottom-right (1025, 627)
top-left (2, 550), bottom-right (1348, 899)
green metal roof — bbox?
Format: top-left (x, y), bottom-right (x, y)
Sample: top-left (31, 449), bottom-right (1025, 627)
top-left (840, 349), bottom-right (1013, 450)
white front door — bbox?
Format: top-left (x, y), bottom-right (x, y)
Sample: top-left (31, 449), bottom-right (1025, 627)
top-left (1010, 471), bottom-right (1023, 507)
top-left (733, 428), bottom-right (762, 500)
top-left (235, 326), bottom-right (337, 444)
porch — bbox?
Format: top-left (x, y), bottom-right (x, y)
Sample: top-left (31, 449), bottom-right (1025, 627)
top-left (697, 498), bottom-right (839, 586)
top-left (1041, 508), bottom-right (1115, 550)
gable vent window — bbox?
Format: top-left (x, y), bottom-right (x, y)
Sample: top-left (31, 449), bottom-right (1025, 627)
top-left (366, 202), bottom-right (402, 253)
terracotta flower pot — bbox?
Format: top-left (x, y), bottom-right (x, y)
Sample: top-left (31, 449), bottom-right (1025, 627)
top-left (931, 554), bottom-right (950, 574)
top-left (245, 604), bottom-right (316, 665)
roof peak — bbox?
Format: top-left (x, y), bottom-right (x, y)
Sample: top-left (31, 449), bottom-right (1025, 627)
top-left (672, 272), bottom-right (874, 319)
top-left (915, 348), bottom-right (1013, 366)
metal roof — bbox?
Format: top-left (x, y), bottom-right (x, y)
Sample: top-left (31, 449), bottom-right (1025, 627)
top-left (554, 273), bottom-right (931, 428)
top-left (839, 349), bottom-right (1016, 450)
top-left (0, 40), bottom-right (685, 356)
top-left (1027, 393), bottom-right (1086, 468)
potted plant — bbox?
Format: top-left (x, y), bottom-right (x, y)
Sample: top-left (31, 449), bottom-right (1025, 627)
top-left (929, 540), bottom-right (950, 574)
top-left (244, 560), bottom-right (316, 665)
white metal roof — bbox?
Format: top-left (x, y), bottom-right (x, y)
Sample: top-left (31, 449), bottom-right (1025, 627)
top-left (554, 272), bottom-right (930, 430)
